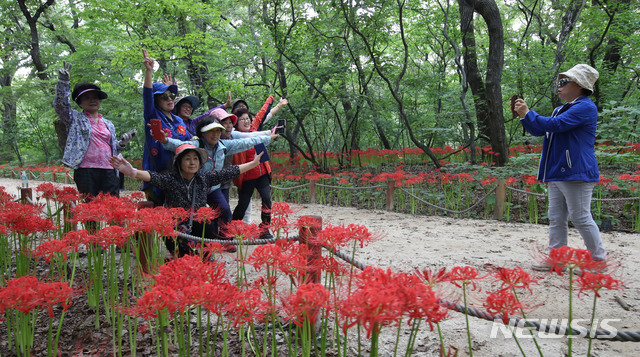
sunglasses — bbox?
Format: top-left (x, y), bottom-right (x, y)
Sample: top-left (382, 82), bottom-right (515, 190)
top-left (160, 93), bottom-right (176, 101)
top-left (558, 78), bottom-right (572, 87)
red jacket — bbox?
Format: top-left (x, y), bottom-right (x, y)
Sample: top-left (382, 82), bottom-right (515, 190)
top-left (232, 96), bottom-right (273, 189)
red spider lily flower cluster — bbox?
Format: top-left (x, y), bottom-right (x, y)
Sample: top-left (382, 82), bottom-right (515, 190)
top-left (484, 290), bottom-right (523, 324)
top-left (125, 255), bottom-right (233, 319)
top-left (0, 276), bottom-right (75, 318)
top-left (0, 201), bottom-right (57, 235)
top-left (224, 220), bottom-right (261, 241)
top-left (71, 194), bottom-right (138, 225)
top-left (29, 238), bottom-right (76, 263)
top-left (544, 246), bottom-right (604, 275)
top-left (270, 202), bottom-right (297, 237)
top-left (576, 272), bottom-right (623, 298)
top-left (339, 267), bottom-right (446, 338)
top-left (416, 267), bottom-right (449, 287)
top-left (128, 207), bottom-right (181, 237)
top-left (493, 267), bottom-right (537, 293)
top-left (447, 266), bottom-right (484, 291)
top-left (282, 282), bottom-right (330, 327)
top-left (247, 240), bottom-right (311, 280)
top-left (195, 206), bottom-right (221, 223)
top-left (312, 223), bottom-right (381, 250)
top-left (36, 183), bottom-right (81, 205)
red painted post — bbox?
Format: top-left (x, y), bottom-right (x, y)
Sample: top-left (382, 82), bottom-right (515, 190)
top-left (51, 171), bottom-right (56, 183)
top-left (386, 179), bottom-right (395, 211)
top-left (309, 179), bottom-right (316, 204)
top-left (298, 215), bottom-right (323, 284)
top-left (136, 201), bottom-right (155, 273)
top-left (20, 188), bottom-right (33, 204)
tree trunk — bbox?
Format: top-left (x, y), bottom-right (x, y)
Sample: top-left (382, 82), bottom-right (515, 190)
top-left (459, 0), bottom-right (508, 165)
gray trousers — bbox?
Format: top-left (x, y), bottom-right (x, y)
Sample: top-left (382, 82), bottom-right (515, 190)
top-left (547, 181), bottom-right (606, 260)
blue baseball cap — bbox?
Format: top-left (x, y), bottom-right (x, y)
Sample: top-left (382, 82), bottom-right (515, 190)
top-left (152, 82), bottom-right (178, 95)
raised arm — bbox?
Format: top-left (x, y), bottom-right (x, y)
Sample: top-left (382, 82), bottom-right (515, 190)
top-left (142, 49), bottom-right (154, 89)
top-left (52, 61), bottom-right (73, 127)
top-left (109, 156), bottom-right (151, 182)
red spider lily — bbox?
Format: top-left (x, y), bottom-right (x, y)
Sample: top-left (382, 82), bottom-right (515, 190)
top-left (447, 266), bottom-right (484, 291)
top-left (127, 208), bottom-right (179, 237)
top-left (29, 238), bottom-right (76, 263)
top-left (194, 206), bottom-right (220, 223)
top-left (0, 187), bottom-right (14, 204)
top-left (544, 246), bottom-right (602, 275)
top-left (295, 216), bottom-right (321, 231)
top-left (282, 283), bottom-right (330, 327)
top-left (522, 174), bottom-right (538, 186)
top-left (36, 183), bottom-right (80, 205)
top-left (415, 267), bottom-right (449, 287)
top-left (493, 267), bottom-right (537, 293)
top-left (71, 194), bottom-right (137, 225)
top-left (126, 191), bottom-right (147, 203)
top-left (202, 242), bottom-right (225, 259)
top-left (61, 229), bottom-right (92, 247)
top-left (247, 243), bottom-right (283, 270)
top-left (271, 202), bottom-right (295, 218)
top-left (224, 220), bottom-right (261, 241)
top-left (0, 225), bottom-right (7, 236)
top-left (484, 290), bottom-right (523, 324)
top-left (339, 267), bottom-right (409, 338)
top-left (127, 285), bottom-right (183, 319)
top-left (576, 272), bottom-right (623, 298)
top-left (0, 276), bottom-right (75, 317)
top-left (270, 216), bottom-right (291, 237)
top-left (199, 282), bottom-right (238, 315)
top-left (89, 225), bottom-right (132, 248)
top-left (247, 241), bottom-right (311, 279)
top-left (316, 255), bottom-right (349, 277)
top-left (312, 223), bottom-right (380, 250)
top-left (0, 201), bottom-right (57, 235)
top-left (168, 207), bottom-right (190, 222)
top-left (225, 288), bottom-right (268, 328)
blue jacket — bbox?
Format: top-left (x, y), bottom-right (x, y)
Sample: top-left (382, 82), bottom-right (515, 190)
top-left (520, 96), bottom-right (599, 182)
top-left (163, 135), bottom-right (271, 192)
top-left (142, 86), bottom-right (191, 192)
top-left (53, 79), bottom-right (123, 169)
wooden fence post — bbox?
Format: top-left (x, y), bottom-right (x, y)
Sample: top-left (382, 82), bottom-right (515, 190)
top-left (136, 201), bottom-right (155, 273)
top-left (298, 215), bottom-right (323, 285)
top-left (20, 188), bottom-right (33, 204)
top-left (386, 179), bottom-right (395, 211)
top-left (493, 179), bottom-right (506, 220)
top-left (298, 215), bottom-right (323, 334)
top-left (309, 179), bottom-right (316, 204)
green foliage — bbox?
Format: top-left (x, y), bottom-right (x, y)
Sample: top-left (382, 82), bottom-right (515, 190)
top-left (2, 0), bottom-right (640, 167)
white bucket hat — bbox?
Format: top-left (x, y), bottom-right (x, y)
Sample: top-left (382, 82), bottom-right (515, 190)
top-left (558, 64), bottom-right (599, 94)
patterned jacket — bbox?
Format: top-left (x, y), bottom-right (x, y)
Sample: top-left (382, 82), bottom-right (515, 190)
top-left (53, 79), bottom-right (123, 169)
top-left (149, 165), bottom-right (240, 209)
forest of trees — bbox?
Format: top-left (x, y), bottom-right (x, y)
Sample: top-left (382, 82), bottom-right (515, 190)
top-left (1, 0), bottom-right (639, 171)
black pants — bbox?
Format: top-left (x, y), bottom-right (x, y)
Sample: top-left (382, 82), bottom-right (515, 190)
top-left (165, 221), bottom-right (217, 257)
top-left (232, 174), bottom-right (272, 227)
top-left (74, 168), bottom-right (120, 198)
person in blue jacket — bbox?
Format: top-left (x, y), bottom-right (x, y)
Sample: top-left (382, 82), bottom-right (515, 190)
top-left (141, 49), bottom-right (191, 205)
top-left (514, 64), bottom-right (606, 270)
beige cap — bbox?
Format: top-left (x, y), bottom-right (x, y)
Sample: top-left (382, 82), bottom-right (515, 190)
top-left (559, 64), bottom-right (599, 93)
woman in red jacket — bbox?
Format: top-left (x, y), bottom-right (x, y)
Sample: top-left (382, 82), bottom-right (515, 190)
top-left (231, 96), bottom-right (287, 238)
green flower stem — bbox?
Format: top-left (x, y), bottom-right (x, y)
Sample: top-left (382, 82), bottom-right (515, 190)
top-left (463, 284), bottom-right (473, 357)
top-left (587, 293), bottom-right (599, 357)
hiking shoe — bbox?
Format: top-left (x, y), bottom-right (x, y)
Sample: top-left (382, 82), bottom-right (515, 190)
top-left (260, 232), bottom-right (274, 240)
top-left (532, 262), bottom-right (566, 272)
